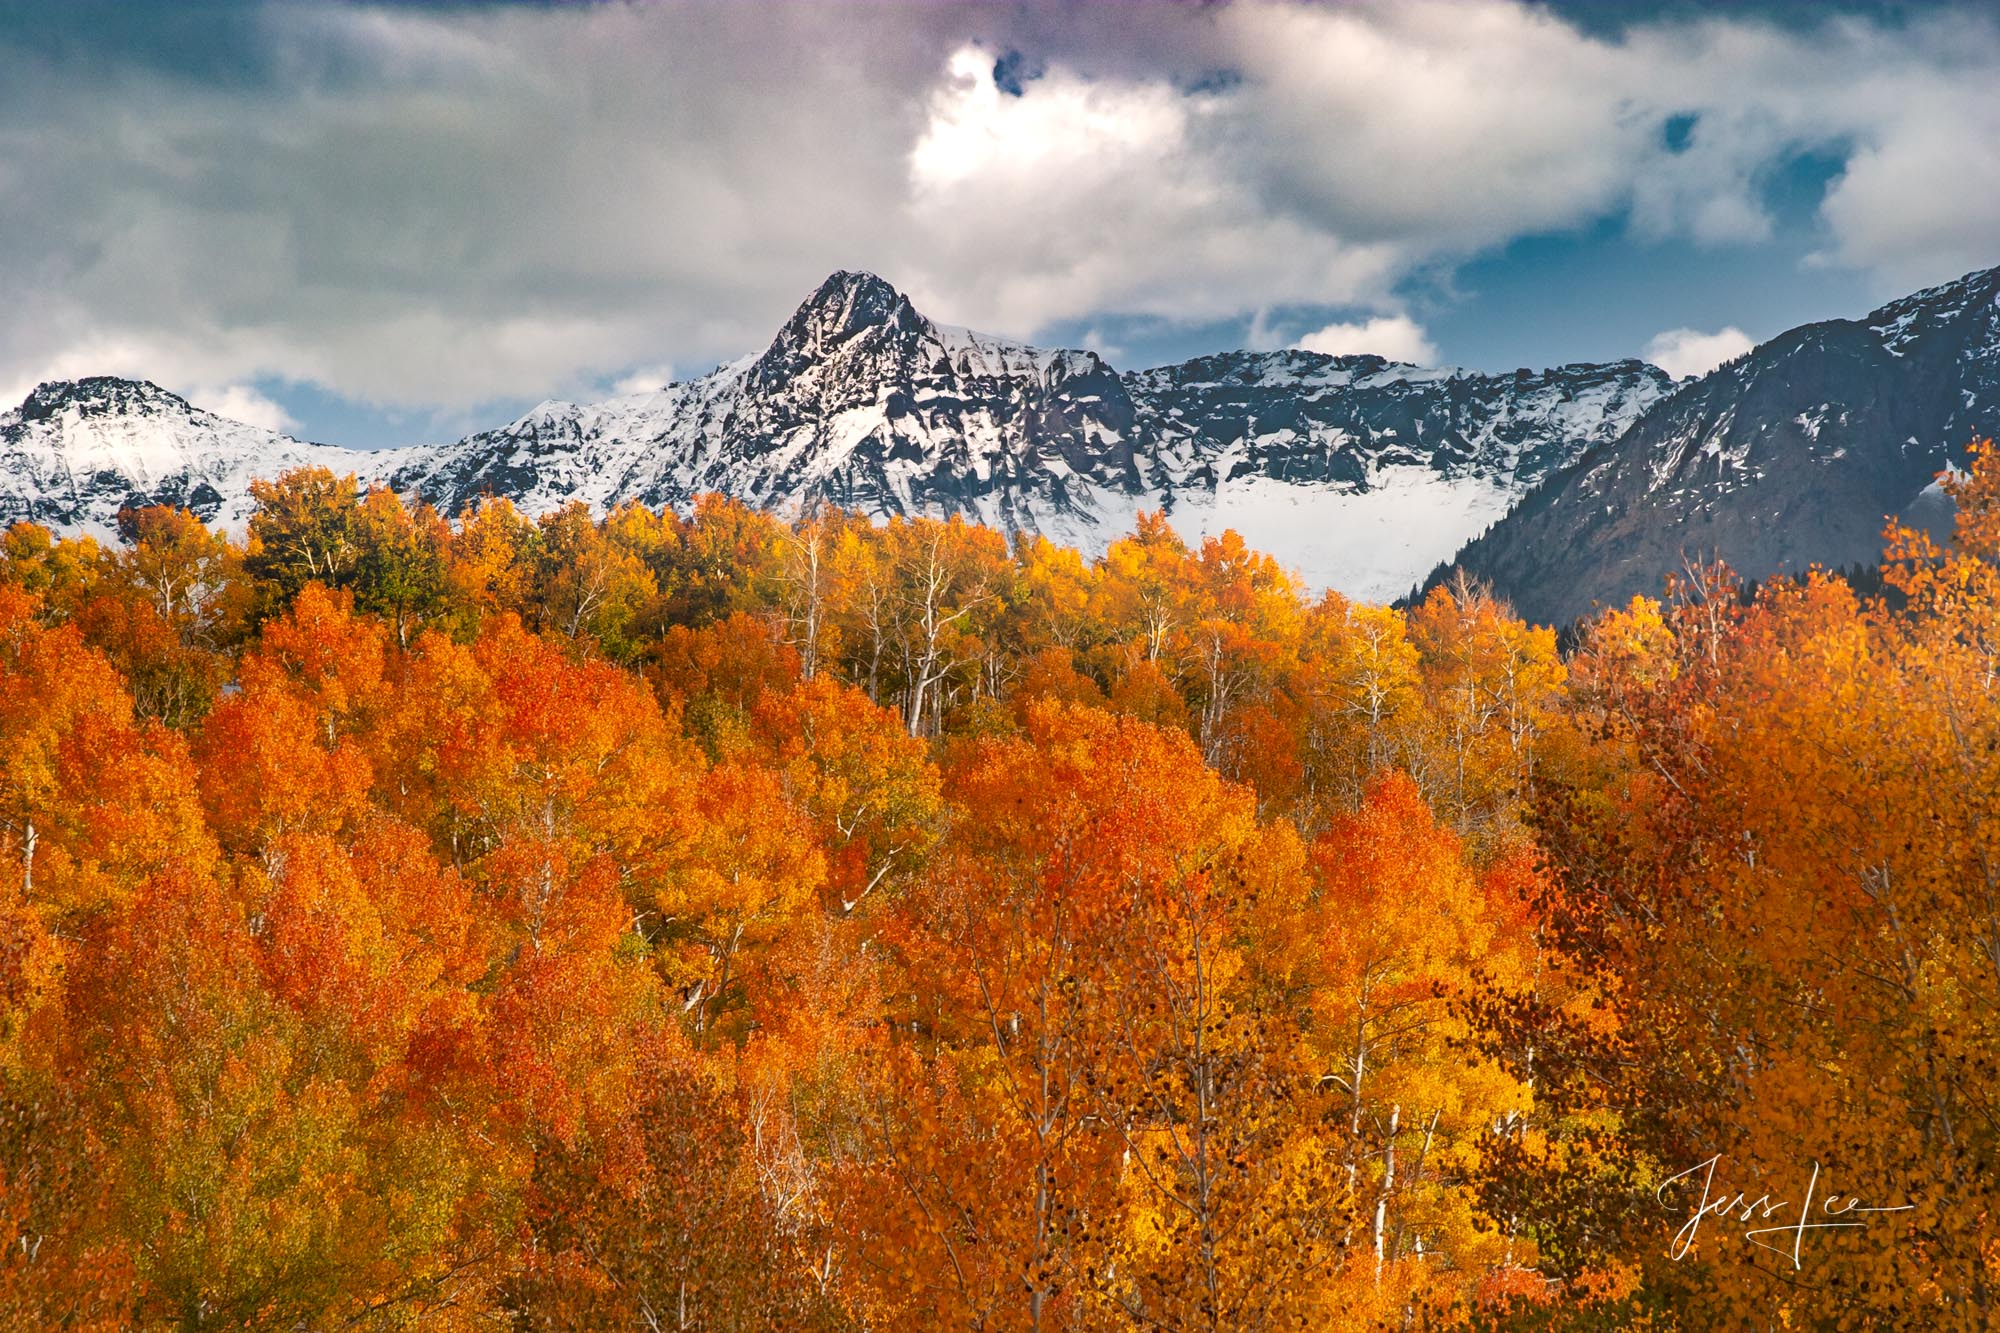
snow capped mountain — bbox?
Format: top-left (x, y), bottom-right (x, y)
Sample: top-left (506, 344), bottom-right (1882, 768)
top-left (0, 271), bottom-right (1671, 601)
top-left (1435, 263), bottom-right (2000, 624)
top-left (0, 377), bottom-right (413, 540)
top-left (388, 271), bottom-right (1674, 601)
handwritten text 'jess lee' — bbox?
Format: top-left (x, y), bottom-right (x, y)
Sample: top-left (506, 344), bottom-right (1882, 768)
top-left (1657, 1156), bottom-right (1914, 1270)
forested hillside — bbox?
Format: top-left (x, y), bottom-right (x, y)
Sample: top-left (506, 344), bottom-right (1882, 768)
top-left (2, 446), bottom-right (1996, 1329)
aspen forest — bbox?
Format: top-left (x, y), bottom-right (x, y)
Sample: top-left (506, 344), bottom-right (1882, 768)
top-left (2, 442), bottom-right (1997, 1331)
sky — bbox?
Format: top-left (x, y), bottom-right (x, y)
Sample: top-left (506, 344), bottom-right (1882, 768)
top-left (1, 0), bottom-right (1996, 448)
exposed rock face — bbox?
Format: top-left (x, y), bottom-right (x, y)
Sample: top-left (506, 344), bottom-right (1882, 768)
top-left (1432, 265), bottom-right (2000, 624)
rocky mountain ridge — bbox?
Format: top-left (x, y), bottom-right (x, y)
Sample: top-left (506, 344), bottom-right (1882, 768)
top-left (10, 263), bottom-right (1995, 614)
top-left (1429, 263), bottom-right (2000, 622)
top-left (0, 272), bottom-right (1672, 602)
top-left (385, 271), bottom-right (1675, 601)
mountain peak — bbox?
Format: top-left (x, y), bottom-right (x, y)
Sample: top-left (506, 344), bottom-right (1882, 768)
top-left (812, 269), bottom-right (902, 303)
top-left (776, 270), bottom-right (926, 348)
top-left (17, 376), bottom-right (194, 424)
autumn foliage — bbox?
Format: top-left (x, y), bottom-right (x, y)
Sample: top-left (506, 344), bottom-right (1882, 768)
top-left (1, 446), bottom-right (1997, 1328)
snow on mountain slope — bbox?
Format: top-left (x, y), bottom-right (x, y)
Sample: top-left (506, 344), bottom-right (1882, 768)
top-left (0, 273), bottom-right (1675, 600)
top-left (0, 378), bottom-right (412, 540)
top-left (1165, 468), bottom-right (1521, 605)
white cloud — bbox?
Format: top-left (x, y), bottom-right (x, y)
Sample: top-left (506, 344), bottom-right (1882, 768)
top-left (611, 365), bottom-right (676, 397)
top-left (1643, 326), bottom-right (1757, 380)
top-left (0, 0), bottom-right (1994, 414)
top-left (190, 384), bottom-right (299, 433)
top-left (1296, 314), bottom-right (1438, 364)
top-left (903, 42), bottom-right (1404, 333)
top-left (1815, 83), bottom-right (2000, 288)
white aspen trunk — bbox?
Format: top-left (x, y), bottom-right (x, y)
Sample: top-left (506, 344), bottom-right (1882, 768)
top-left (1374, 1102), bottom-right (1400, 1286)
